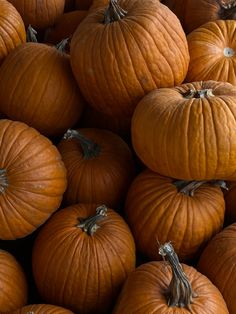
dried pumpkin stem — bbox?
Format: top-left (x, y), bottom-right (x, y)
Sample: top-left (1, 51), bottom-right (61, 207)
top-left (183, 89), bottom-right (214, 99)
top-left (219, 0), bottom-right (236, 9)
top-left (159, 242), bottom-right (197, 310)
top-left (219, 0), bottom-right (236, 19)
top-left (55, 38), bottom-right (69, 52)
top-left (77, 205), bottom-right (108, 235)
top-left (26, 25), bottom-right (38, 43)
top-left (104, 0), bottom-right (127, 24)
top-left (63, 129), bottom-right (101, 159)
top-left (0, 169), bottom-right (8, 193)
top-left (174, 180), bottom-right (227, 196)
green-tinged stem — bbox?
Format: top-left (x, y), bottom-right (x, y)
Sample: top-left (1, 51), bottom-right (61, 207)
top-left (182, 89), bottom-right (214, 99)
top-left (103, 0), bottom-right (127, 24)
top-left (77, 205), bottom-right (108, 235)
top-left (63, 129), bottom-right (101, 159)
top-left (159, 242), bottom-right (197, 310)
top-left (26, 25), bottom-right (38, 42)
top-left (55, 38), bottom-right (69, 52)
top-left (0, 169), bottom-right (8, 193)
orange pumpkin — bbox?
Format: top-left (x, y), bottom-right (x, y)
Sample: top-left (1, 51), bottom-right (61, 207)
top-left (0, 250), bottom-right (28, 313)
top-left (71, 0), bottom-right (189, 117)
top-left (0, 0), bottom-right (26, 64)
top-left (57, 128), bottom-right (135, 208)
top-left (8, 0), bottom-right (65, 29)
top-left (0, 42), bottom-right (85, 137)
top-left (0, 119), bottom-right (67, 240)
top-left (125, 169), bottom-right (225, 262)
top-left (198, 223), bottom-right (236, 314)
top-left (10, 304), bottom-right (74, 313)
top-left (114, 242), bottom-right (229, 313)
top-left (32, 204), bottom-right (136, 313)
top-left (132, 80), bottom-right (236, 180)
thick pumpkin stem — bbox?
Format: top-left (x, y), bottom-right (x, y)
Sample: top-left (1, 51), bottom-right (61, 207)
top-left (63, 129), bottom-right (101, 159)
top-left (159, 242), bottom-right (197, 310)
top-left (183, 89), bottom-right (214, 99)
top-left (26, 25), bottom-right (38, 42)
top-left (103, 0), bottom-right (127, 24)
top-left (174, 180), bottom-right (227, 196)
top-left (0, 169), bottom-right (8, 193)
top-left (77, 205), bottom-right (108, 235)
top-left (55, 38), bottom-right (69, 52)
top-left (219, 1), bottom-right (236, 19)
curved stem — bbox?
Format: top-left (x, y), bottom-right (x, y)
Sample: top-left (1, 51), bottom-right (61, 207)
top-left (219, 1), bottom-right (236, 19)
top-left (77, 205), bottom-right (108, 235)
top-left (55, 38), bottom-right (70, 52)
top-left (159, 242), bottom-right (197, 309)
top-left (63, 129), bottom-right (101, 159)
top-left (0, 169), bottom-right (8, 193)
top-left (26, 25), bottom-right (38, 43)
top-left (104, 0), bottom-right (127, 24)
top-left (182, 89), bottom-right (214, 99)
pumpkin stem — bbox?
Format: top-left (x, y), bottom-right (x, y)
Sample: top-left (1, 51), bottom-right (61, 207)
top-left (55, 38), bottom-right (70, 52)
top-left (77, 205), bottom-right (108, 235)
top-left (219, 1), bottom-right (236, 19)
top-left (159, 242), bottom-right (197, 309)
top-left (26, 25), bottom-right (38, 43)
top-left (174, 180), bottom-right (227, 196)
top-left (0, 169), bottom-right (8, 193)
top-left (103, 0), bottom-right (127, 24)
top-left (183, 89), bottom-right (214, 99)
top-left (63, 129), bottom-right (101, 159)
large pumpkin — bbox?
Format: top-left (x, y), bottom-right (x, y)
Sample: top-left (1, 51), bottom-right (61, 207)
top-left (0, 42), bottom-right (85, 137)
top-left (8, 0), bottom-right (65, 29)
top-left (125, 169), bottom-right (225, 262)
top-left (10, 304), bottom-right (74, 313)
top-left (198, 223), bottom-right (236, 314)
top-left (71, 0), bottom-right (189, 117)
top-left (32, 204), bottom-right (136, 313)
top-left (0, 250), bottom-right (27, 313)
top-left (113, 242), bottom-right (229, 313)
top-left (0, 119), bottom-right (67, 240)
top-left (57, 128), bottom-right (135, 208)
top-left (0, 0), bottom-right (26, 64)
top-left (186, 20), bottom-right (236, 85)
top-left (132, 80), bottom-right (236, 180)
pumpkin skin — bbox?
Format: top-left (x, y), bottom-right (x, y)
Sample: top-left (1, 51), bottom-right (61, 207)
top-left (8, 0), bottom-right (65, 29)
top-left (10, 304), bottom-right (74, 313)
top-left (70, 0), bottom-right (189, 117)
top-left (125, 169), bottom-right (225, 262)
top-left (32, 204), bottom-right (136, 314)
top-left (57, 128), bottom-right (135, 208)
top-left (186, 20), bottom-right (236, 85)
top-left (132, 80), bottom-right (236, 180)
top-left (0, 250), bottom-right (27, 313)
top-left (113, 261), bottom-right (229, 314)
top-left (0, 0), bottom-right (26, 65)
top-left (0, 42), bottom-right (85, 137)
top-left (0, 119), bottom-right (67, 240)
top-left (198, 223), bottom-right (236, 314)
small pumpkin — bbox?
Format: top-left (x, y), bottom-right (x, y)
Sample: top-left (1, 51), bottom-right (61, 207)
top-left (8, 0), bottom-right (65, 29)
top-left (0, 0), bottom-right (26, 64)
top-left (198, 223), bottom-right (236, 314)
top-left (32, 204), bottom-right (136, 313)
top-left (186, 20), bottom-right (236, 85)
top-left (0, 250), bottom-right (28, 313)
top-left (125, 169), bottom-right (225, 262)
top-left (0, 119), bottom-right (67, 240)
top-left (132, 80), bottom-right (236, 180)
top-left (10, 304), bottom-right (74, 313)
top-left (71, 0), bottom-right (189, 117)
top-left (113, 242), bottom-right (229, 313)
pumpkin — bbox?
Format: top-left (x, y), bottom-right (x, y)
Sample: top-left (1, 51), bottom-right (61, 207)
top-left (125, 169), bottom-right (225, 262)
top-left (198, 223), bottom-right (236, 314)
top-left (0, 250), bottom-right (27, 313)
top-left (162, 0), bottom-right (236, 34)
top-left (0, 119), bottom-right (67, 240)
top-left (8, 0), bottom-right (65, 29)
top-left (0, 0), bottom-right (26, 64)
top-left (113, 242), bottom-right (229, 313)
top-left (10, 304), bottom-right (74, 313)
top-left (186, 20), bottom-right (236, 85)
top-left (32, 204), bottom-right (136, 313)
top-left (0, 40), bottom-right (85, 137)
top-left (44, 10), bottom-right (87, 46)
top-left (57, 128), bottom-right (135, 208)
top-left (132, 80), bottom-right (236, 180)
top-left (70, 0), bottom-right (189, 117)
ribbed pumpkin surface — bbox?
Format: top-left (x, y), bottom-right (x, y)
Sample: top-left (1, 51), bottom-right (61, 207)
top-left (10, 303), bottom-right (74, 313)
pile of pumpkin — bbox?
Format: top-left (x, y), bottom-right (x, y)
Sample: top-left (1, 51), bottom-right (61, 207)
top-left (0, 0), bottom-right (236, 313)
